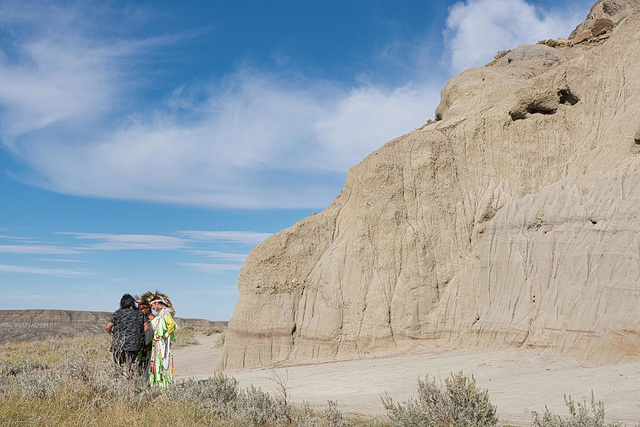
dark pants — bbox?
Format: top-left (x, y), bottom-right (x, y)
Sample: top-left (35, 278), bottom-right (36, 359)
top-left (112, 348), bottom-right (139, 379)
top-left (137, 344), bottom-right (152, 377)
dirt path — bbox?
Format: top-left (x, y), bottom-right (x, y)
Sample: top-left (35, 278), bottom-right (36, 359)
top-left (174, 336), bottom-right (640, 426)
top-left (173, 334), bottom-right (222, 378)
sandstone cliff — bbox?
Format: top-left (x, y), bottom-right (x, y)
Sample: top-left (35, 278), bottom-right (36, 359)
top-left (217, 0), bottom-right (640, 370)
top-left (0, 310), bottom-right (227, 345)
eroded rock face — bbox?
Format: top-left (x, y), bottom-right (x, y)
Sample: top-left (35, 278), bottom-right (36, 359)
top-left (217, 3), bottom-right (640, 370)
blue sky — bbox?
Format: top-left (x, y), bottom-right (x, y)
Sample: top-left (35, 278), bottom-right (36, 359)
top-left (0, 0), bottom-right (591, 320)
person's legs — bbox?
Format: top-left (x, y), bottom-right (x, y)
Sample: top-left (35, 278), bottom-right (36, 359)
top-left (141, 345), bottom-right (152, 379)
top-left (136, 348), bottom-right (145, 376)
top-left (123, 351), bottom-right (139, 379)
top-left (112, 347), bottom-right (127, 378)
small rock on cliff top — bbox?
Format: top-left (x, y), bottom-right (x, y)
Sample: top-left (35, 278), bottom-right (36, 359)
top-left (569, 0), bottom-right (640, 39)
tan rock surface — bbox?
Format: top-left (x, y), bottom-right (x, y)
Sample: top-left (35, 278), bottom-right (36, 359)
top-left (573, 29), bottom-right (593, 44)
top-left (218, 3), bottom-right (640, 370)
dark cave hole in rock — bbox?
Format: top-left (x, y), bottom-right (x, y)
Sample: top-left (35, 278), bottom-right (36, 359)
top-left (559, 89), bottom-right (579, 105)
top-left (511, 88), bottom-right (579, 121)
top-left (526, 106), bottom-right (556, 115)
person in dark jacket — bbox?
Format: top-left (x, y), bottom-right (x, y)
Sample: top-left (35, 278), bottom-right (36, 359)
top-left (105, 293), bottom-right (148, 378)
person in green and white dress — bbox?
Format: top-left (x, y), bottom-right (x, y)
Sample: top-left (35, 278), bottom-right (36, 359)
top-left (148, 291), bottom-right (179, 389)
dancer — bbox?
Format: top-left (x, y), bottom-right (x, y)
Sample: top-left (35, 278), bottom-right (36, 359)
top-left (147, 290), bottom-right (179, 388)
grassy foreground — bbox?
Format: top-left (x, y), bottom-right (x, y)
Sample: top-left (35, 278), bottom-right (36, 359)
top-left (0, 330), bottom-right (379, 427)
top-left (0, 330), bottom-right (634, 426)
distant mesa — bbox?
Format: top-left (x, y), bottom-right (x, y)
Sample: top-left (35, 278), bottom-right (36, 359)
top-left (216, 0), bottom-right (640, 370)
top-left (0, 310), bottom-right (227, 345)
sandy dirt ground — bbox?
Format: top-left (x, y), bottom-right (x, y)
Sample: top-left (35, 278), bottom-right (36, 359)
top-left (174, 335), bottom-right (640, 426)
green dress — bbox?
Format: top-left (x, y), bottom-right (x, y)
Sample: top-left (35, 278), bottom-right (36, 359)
top-left (148, 309), bottom-right (178, 388)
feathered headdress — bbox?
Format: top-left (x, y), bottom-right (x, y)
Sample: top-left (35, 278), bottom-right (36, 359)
top-left (140, 290), bottom-right (175, 315)
top-left (135, 291), bottom-right (152, 307)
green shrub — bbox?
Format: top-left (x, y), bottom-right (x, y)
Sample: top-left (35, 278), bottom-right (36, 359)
top-left (240, 384), bottom-right (292, 425)
top-left (485, 49), bottom-right (512, 66)
top-left (532, 392), bottom-right (626, 427)
top-left (537, 39), bottom-right (561, 48)
top-left (215, 331), bottom-right (226, 347)
top-left (324, 400), bottom-right (348, 427)
top-left (168, 375), bottom-right (240, 420)
top-left (381, 371), bottom-right (498, 427)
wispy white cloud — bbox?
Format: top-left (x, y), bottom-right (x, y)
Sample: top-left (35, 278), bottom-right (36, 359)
top-left (60, 232), bottom-right (188, 251)
top-left (445, 0), bottom-right (586, 72)
top-left (313, 83), bottom-right (438, 171)
top-left (14, 72), bottom-right (438, 208)
top-left (0, 40), bottom-right (116, 140)
top-left (0, 2), bottom-right (441, 209)
top-left (2, 1), bottom-right (585, 209)
top-left (0, 264), bottom-right (90, 277)
top-left (0, 244), bottom-right (81, 254)
top-left (180, 262), bottom-right (244, 274)
top-left (0, 7), bottom-right (120, 142)
top-left (189, 251), bottom-right (248, 263)
top-left (0, 228), bottom-right (266, 258)
top-left (179, 230), bottom-right (272, 245)
top-left (0, 0), bottom-right (593, 321)
top-left (0, 235), bottom-right (32, 240)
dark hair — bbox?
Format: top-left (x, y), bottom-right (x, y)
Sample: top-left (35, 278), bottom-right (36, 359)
top-left (120, 294), bottom-right (137, 310)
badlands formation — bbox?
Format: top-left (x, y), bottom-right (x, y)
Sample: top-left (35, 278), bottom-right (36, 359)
top-left (218, 0), bottom-right (640, 370)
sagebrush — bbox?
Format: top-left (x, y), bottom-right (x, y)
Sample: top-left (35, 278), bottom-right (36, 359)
top-left (381, 371), bottom-right (498, 427)
top-left (532, 392), bottom-right (630, 427)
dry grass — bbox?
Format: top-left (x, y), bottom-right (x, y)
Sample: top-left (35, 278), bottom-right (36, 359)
top-left (0, 334), bottom-right (367, 427)
top-left (173, 325), bottom-right (223, 348)
top-left (0, 386), bottom-right (226, 426)
top-left (0, 336), bottom-right (108, 364)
